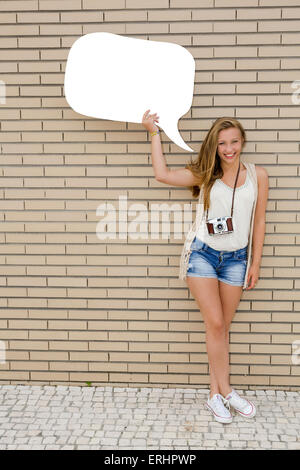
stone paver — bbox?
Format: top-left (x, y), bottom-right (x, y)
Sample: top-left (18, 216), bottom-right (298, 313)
top-left (0, 385), bottom-right (299, 450)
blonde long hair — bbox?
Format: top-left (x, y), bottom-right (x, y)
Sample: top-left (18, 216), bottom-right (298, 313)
top-left (185, 117), bottom-right (246, 213)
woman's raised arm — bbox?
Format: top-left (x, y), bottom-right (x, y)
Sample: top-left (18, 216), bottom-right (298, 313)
top-left (142, 109), bottom-right (199, 187)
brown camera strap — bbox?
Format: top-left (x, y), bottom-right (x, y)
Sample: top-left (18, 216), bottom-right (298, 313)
top-left (205, 161), bottom-right (241, 222)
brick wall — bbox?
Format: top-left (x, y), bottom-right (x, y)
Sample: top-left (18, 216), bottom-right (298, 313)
top-left (0, 0), bottom-right (299, 390)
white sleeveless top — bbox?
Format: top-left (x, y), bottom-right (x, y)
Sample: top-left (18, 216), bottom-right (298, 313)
top-left (195, 167), bottom-right (255, 251)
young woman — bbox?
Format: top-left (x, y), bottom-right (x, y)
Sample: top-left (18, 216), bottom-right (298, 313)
top-left (142, 110), bottom-right (269, 424)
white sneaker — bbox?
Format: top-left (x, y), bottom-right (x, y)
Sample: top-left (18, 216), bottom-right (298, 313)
top-left (205, 393), bottom-right (233, 423)
top-left (223, 388), bottom-right (256, 418)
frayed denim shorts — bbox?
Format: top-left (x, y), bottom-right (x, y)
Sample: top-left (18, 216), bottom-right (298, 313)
top-left (186, 235), bottom-right (248, 287)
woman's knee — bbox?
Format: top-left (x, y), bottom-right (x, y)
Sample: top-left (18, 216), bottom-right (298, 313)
top-left (205, 316), bottom-right (226, 335)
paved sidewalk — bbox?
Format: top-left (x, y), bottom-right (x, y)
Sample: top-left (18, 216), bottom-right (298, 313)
top-left (0, 385), bottom-right (299, 450)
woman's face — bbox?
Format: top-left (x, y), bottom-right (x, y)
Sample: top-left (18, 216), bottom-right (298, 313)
top-left (217, 127), bottom-right (243, 165)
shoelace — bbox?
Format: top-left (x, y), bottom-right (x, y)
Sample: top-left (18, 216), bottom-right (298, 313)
top-left (212, 394), bottom-right (231, 414)
top-left (224, 390), bottom-right (252, 413)
top-left (222, 397), bottom-right (231, 411)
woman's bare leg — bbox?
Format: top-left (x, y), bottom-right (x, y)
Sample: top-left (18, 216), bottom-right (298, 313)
top-left (218, 280), bottom-right (244, 394)
top-left (186, 276), bottom-right (232, 399)
top-left (199, 280), bottom-right (244, 397)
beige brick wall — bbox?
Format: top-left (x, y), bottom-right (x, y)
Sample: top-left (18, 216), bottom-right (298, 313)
top-left (0, 1), bottom-right (299, 390)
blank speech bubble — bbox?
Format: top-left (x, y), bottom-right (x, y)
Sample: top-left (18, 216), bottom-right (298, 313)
top-left (64, 32), bottom-right (195, 152)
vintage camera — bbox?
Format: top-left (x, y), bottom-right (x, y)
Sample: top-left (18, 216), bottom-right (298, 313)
top-left (206, 215), bottom-right (233, 235)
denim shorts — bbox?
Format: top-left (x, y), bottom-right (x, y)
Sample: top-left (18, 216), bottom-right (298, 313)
top-left (186, 235), bottom-right (248, 287)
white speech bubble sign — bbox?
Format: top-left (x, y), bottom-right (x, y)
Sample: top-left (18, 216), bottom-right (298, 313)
top-left (64, 32), bottom-right (195, 152)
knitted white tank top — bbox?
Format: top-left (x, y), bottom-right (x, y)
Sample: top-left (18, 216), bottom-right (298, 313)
top-left (195, 168), bottom-right (255, 251)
